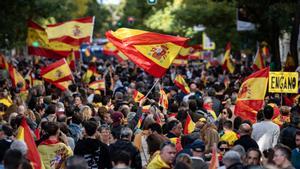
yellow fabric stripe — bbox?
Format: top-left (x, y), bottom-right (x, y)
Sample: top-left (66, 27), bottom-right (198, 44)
top-left (42, 63), bottom-right (71, 81)
top-left (111, 28), bottom-right (147, 40)
top-left (16, 126), bottom-right (25, 141)
top-left (46, 22), bottom-right (93, 39)
top-left (27, 28), bottom-right (79, 50)
top-left (134, 42), bottom-right (182, 68)
top-left (238, 77), bottom-right (268, 100)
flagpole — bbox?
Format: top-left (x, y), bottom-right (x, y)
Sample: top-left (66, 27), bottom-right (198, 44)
top-left (144, 78), bottom-right (160, 98)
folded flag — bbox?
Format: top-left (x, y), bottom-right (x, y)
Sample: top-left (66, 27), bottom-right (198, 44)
top-left (174, 74), bottom-right (190, 94)
top-left (252, 48), bottom-right (265, 71)
top-left (234, 67), bottom-right (269, 122)
top-left (46, 16), bottom-right (94, 46)
top-left (106, 28), bottom-right (188, 77)
top-left (89, 80), bottom-right (105, 91)
top-left (133, 90), bottom-right (145, 102)
top-left (40, 58), bottom-right (73, 83)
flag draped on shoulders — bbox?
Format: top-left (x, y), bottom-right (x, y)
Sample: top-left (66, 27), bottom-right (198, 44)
top-left (252, 48), bottom-right (265, 71)
top-left (234, 67), bottom-right (269, 122)
top-left (40, 58), bottom-right (73, 83)
top-left (16, 118), bottom-right (43, 169)
top-left (27, 20), bottom-right (79, 58)
top-left (174, 75), bottom-right (190, 94)
top-left (106, 28), bottom-right (188, 77)
top-left (46, 16), bottom-right (94, 46)
top-left (222, 42), bottom-right (235, 73)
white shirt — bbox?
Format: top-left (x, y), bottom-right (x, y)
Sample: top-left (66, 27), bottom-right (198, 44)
top-left (251, 120), bottom-right (280, 152)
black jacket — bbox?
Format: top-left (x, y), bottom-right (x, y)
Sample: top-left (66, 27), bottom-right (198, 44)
top-left (74, 138), bottom-right (112, 169)
top-left (227, 162), bottom-right (245, 169)
top-left (234, 135), bottom-right (259, 152)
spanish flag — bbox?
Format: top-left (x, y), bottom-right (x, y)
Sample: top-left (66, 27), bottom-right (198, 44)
top-left (16, 118), bottom-right (43, 169)
top-left (133, 90), bottom-right (145, 102)
top-left (172, 59), bottom-right (188, 66)
top-left (174, 75), bottom-right (190, 94)
top-left (82, 64), bottom-right (99, 83)
top-left (46, 16), bottom-right (94, 46)
top-left (0, 54), bottom-right (9, 70)
top-left (8, 65), bottom-right (27, 91)
top-left (27, 20), bottom-right (79, 58)
top-left (234, 67), bottom-right (269, 122)
top-left (106, 28), bottom-right (188, 77)
top-left (53, 80), bottom-right (72, 91)
top-left (66, 51), bottom-right (76, 70)
top-left (252, 48), bottom-right (265, 71)
top-left (103, 42), bottom-right (118, 56)
top-left (136, 116), bottom-right (143, 129)
top-left (183, 114), bottom-right (195, 134)
top-left (222, 42), bottom-right (235, 73)
top-left (159, 89), bottom-right (168, 109)
top-left (89, 80), bottom-right (105, 91)
top-left (262, 46), bottom-right (269, 57)
top-left (40, 58), bottom-right (73, 83)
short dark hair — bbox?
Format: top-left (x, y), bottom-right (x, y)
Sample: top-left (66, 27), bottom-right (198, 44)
top-left (65, 156), bottom-right (88, 169)
top-left (44, 122), bottom-right (59, 136)
top-left (148, 123), bottom-right (162, 134)
top-left (72, 113), bottom-right (83, 125)
top-left (247, 148), bottom-right (262, 160)
top-left (263, 105), bottom-right (274, 119)
top-left (111, 150), bottom-right (131, 166)
top-left (296, 130), bottom-right (300, 136)
top-left (274, 144), bottom-right (292, 160)
top-left (3, 149), bottom-right (23, 169)
top-left (223, 120), bottom-right (233, 129)
top-left (160, 141), bottom-right (176, 150)
top-left (83, 120), bottom-right (98, 136)
top-left (45, 104), bottom-right (56, 115)
top-left (218, 141), bottom-right (229, 149)
top-left (167, 120), bottom-right (179, 131)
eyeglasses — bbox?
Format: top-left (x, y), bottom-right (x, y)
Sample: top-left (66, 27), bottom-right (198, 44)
top-left (219, 148), bottom-right (229, 151)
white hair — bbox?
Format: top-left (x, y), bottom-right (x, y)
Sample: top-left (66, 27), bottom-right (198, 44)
top-left (10, 140), bottom-right (28, 155)
top-left (223, 150), bottom-right (241, 165)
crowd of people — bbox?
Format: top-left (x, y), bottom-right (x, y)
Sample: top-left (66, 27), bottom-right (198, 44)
top-left (0, 53), bottom-right (299, 169)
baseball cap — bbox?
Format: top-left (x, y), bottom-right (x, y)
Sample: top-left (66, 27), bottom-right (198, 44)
top-left (190, 139), bottom-right (205, 152)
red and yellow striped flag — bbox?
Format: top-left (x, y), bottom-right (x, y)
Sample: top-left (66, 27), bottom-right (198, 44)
top-left (46, 16), bottom-right (94, 46)
top-left (106, 28), bottom-right (188, 77)
top-left (136, 116), bottom-right (143, 129)
top-left (66, 51), bottom-right (76, 70)
top-left (133, 90), bottom-right (145, 102)
top-left (53, 80), bottom-right (72, 91)
top-left (262, 46), bottom-right (269, 57)
top-left (89, 80), bottom-right (105, 91)
top-left (27, 20), bottom-right (79, 58)
top-left (222, 42), bottom-right (235, 73)
top-left (252, 48), bottom-right (265, 71)
top-left (174, 75), bottom-right (190, 94)
top-left (183, 114), bottom-right (195, 134)
top-left (234, 67), bottom-right (269, 122)
top-left (40, 58), bottom-right (73, 83)
top-left (16, 118), bottom-right (43, 169)
top-left (0, 54), bottom-right (9, 70)
top-left (8, 65), bottom-right (27, 91)
top-left (159, 89), bottom-right (168, 109)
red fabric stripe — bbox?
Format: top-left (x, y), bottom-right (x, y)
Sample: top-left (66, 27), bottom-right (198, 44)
top-left (28, 46), bottom-right (71, 59)
top-left (8, 65), bottom-right (17, 88)
top-left (40, 58), bottom-right (66, 76)
top-left (48, 36), bottom-right (91, 46)
top-left (106, 32), bottom-right (168, 78)
top-left (243, 67), bottom-right (269, 82)
top-left (53, 82), bottom-right (68, 91)
top-left (21, 118), bottom-right (43, 169)
top-left (43, 75), bottom-right (73, 84)
top-left (28, 20), bottom-right (44, 31)
top-left (47, 16), bottom-right (93, 27)
top-left (122, 32), bottom-right (188, 46)
top-left (234, 100), bottom-right (264, 123)
top-left (183, 114), bottom-right (191, 134)
top-left (174, 80), bottom-right (189, 94)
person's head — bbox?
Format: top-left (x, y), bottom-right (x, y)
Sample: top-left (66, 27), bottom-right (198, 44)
top-left (295, 131), bottom-right (300, 147)
top-left (44, 122), bottom-right (60, 137)
top-left (10, 140), bottom-right (28, 156)
top-left (0, 124), bottom-right (13, 139)
top-left (221, 108), bottom-right (233, 120)
top-left (222, 150), bottom-right (241, 168)
top-left (168, 120), bottom-right (182, 137)
top-left (45, 103), bottom-right (56, 115)
top-left (148, 122), bottom-right (162, 134)
top-left (80, 106), bottom-right (92, 121)
top-left (238, 123), bottom-right (252, 136)
top-left (160, 141), bottom-right (177, 165)
top-left (223, 120), bottom-right (233, 131)
top-left (102, 112), bottom-right (113, 124)
top-left (246, 148), bottom-right (261, 166)
top-left (120, 127), bottom-right (132, 141)
top-left (99, 124), bottom-right (111, 143)
top-left (74, 95), bottom-right (82, 106)
top-left (146, 133), bottom-right (167, 155)
top-left (83, 120), bottom-right (98, 137)
top-left (65, 156), bottom-right (88, 169)
top-left (231, 145), bottom-right (246, 161)
top-left (176, 153), bottom-right (192, 166)
top-left (3, 149), bottom-right (30, 169)
top-left (218, 141), bottom-right (229, 154)
top-left (190, 139), bottom-right (205, 157)
top-left (256, 109), bottom-right (264, 122)
top-left (273, 144), bottom-right (292, 167)
top-left (174, 161), bottom-right (192, 169)
top-left (72, 112), bottom-right (83, 125)
top-left (111, 150), bottom-right (131, 167)
top-left (263, 105), bottom-right (274, 120)
top-left (111, 111), bottom-right (124, 124)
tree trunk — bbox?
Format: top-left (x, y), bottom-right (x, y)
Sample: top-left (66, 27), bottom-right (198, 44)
top-left (269, 22), bottom-right (281, 71)
top-left (290, 0), bottom-right (300, 69)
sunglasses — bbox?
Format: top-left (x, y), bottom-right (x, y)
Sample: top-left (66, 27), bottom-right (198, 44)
top-left (219, 148), bottom-right (229, 151)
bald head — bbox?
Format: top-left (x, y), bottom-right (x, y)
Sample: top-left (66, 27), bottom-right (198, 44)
top-left (239, 123), bottom-right (251, 135)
